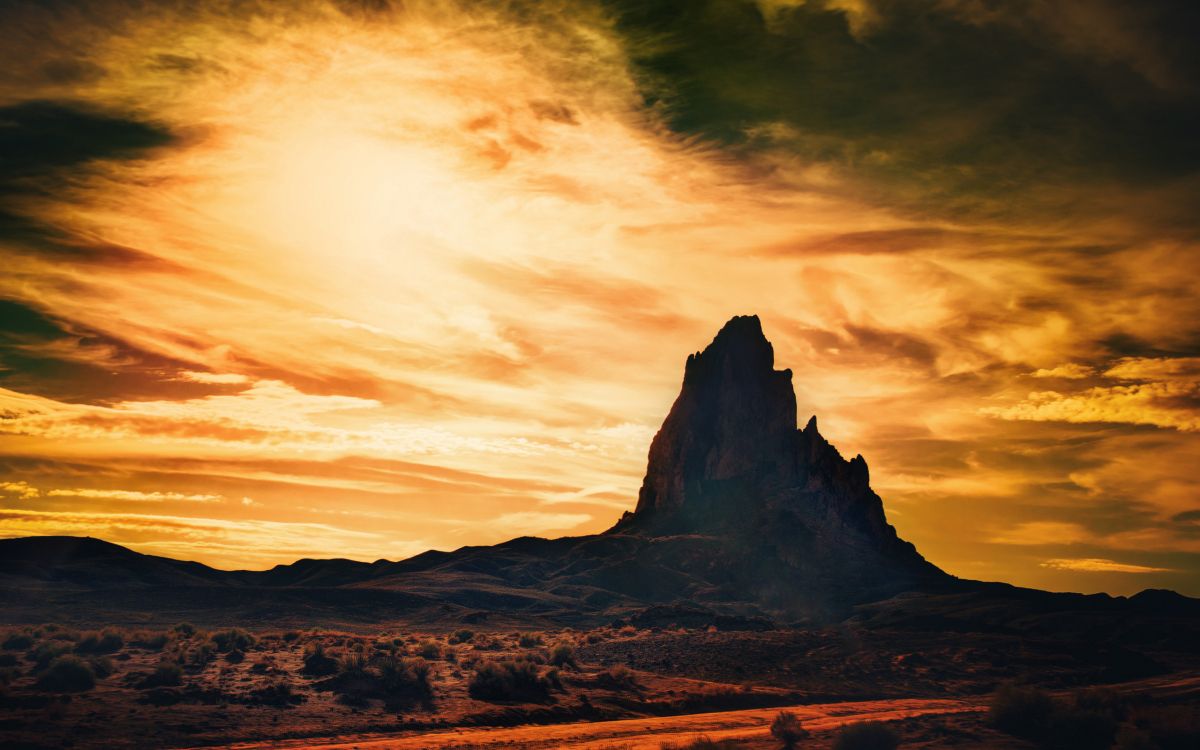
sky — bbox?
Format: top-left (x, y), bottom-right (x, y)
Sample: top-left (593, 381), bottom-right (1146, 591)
top-left (0, 0), bottom-right (1197, 596)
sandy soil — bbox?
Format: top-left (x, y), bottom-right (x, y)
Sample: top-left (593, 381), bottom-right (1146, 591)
top-left (210, 696), bottom-right (987, 749)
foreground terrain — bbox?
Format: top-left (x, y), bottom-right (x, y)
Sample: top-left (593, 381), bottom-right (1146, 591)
top-left (1, 621), bottom-right (1198, 749)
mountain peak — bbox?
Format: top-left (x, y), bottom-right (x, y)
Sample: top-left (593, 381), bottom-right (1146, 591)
top-left (620, 315), bottom-right (940, 606)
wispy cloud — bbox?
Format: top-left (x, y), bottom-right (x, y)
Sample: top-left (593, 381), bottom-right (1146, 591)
top-left (45, 488), bottom-right (223, 503)
top-left (1041, 558), bottom-right (1172, 574)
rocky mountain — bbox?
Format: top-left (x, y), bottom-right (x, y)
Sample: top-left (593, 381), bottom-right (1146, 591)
top-left (0, 316), bottom-right (1192, 634)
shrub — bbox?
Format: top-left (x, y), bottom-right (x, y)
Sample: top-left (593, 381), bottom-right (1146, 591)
top-left (187, 643), bottom-right (215, 668)
top-left (138, 662), bottom-right (183, 688)
top-left (87, 656), bottom-right (114, 678)
top-left (0, 653), bottom-right (17, 667)
top-left (211, 628), bottom-right (255, 652)
top-left (1128, 703), bottom-right (1200, 750)
top-left (417, 640), bottom-right (442, 660)
top-left (550, 644), bottom-right (577, 669)
top-left (282, 630), bottom-right (301, 642)
top-left (2, 633), bottom-right (34, 650)
top-left (75, 630), bottom-right (124, 654)
top-left (225, 648), bottom-right (245, 664)
top-left (302, 643), bottom-right (338, 676)
top-left (36, 655), bottom-right (95, 692)
top-left (1048, 709), bottom-right (1117, 750)
top-left (468, 659), bottom-right (551, 703)
top-left (28, 640), bottom-right (72, 669)
top-left (518, 633), bottom-right (544, 648)
top-left (248, 680), bottom-right (303, 706)
top-left (449, 629), bottom-right (474, 644)
top-left (172, 622), bottom-right (197, 637)
top-left (130, 631), bottom-right (169, 650)
top-left (378, 655), bottom-right (433, 701)
top-left (771, 711), bottom-right (809, 749)
top-left (600, 664), bottom-right (639, 690)
top-left (832, 721), bottom-right (899, 750)
top-left (339, 652), bottom-right (370, 677)
top-left (990, 683), bottom-right (1056, 740)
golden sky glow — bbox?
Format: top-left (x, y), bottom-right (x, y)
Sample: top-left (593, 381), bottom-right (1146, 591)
top-left (1, 0), bottom-right (1198, 595)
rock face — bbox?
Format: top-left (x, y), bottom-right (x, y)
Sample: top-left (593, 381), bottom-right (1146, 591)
top-left (614, 315), bottom-right (943, 613)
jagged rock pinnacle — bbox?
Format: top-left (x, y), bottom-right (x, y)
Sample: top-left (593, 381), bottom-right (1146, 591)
top-left (621, 315), bottom-right (940, 600)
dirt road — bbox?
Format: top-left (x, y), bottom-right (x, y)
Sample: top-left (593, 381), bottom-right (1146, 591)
top-left (216, 696), bottom-right (986, 750)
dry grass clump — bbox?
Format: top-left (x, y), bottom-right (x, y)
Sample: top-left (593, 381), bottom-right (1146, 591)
top-left (832, 721), bottom-right (899, 750)
top-left (770, 711), bottom-right (809, 749)
top-left (137, 661), bottom-right (183, 689)
top-left (550, 643), bottom-right (578, 668)
top-left (599, 664), bottom-right (639, 690)
top-left (210, 628), bottom-right (255, 652)
top-left (468, 658), bottom-right (552, 703)
top-left (35, 655), bottom-right (96, 692)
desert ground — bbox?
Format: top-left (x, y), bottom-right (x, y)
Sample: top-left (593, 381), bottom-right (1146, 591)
top-left (1, 622), bottom-right (1197, 749)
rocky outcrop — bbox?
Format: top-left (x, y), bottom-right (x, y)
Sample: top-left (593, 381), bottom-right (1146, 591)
top-left (613, 315), bottom-right (942, 614)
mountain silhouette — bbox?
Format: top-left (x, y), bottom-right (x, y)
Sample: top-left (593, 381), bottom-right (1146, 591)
top-left (1, 316), bottom-right (1195, 634)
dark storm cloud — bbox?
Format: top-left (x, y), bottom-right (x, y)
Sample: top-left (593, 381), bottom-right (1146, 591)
top-left (0, 298), bottom-right (237, 404)
top-left (0, 99), bottom-right (174, 186)
top-left (600, 0), bottom-right (1200, 224)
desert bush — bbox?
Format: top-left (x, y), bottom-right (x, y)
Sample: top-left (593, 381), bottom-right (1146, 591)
top-left (1127, 703), bottom-right (1200, 750)
top-left (771, 711), bottom-right (809, 749)
top-left (36, 655), bottom-right (95, 692)
top-left (449, 629), bottom-right (474, 644)
top-left (417, 640), bottom-right (442, 660)
top-left (2, 632), bottom-right (34, 650)
top-left (990, 683), bottom-right (1056, 740)
top-left (249, 680), bottom-right (303, 706)
top-left (138, 662), bottom-right (184, 688)
top-left (187, 643), bottom-right (215, 668)
top-left (302, 643), bottom-right (338, 676)
top-left (599, 664), bottom-right (639, 690)
top-left (172, 622), bottom-right (197, 636)
top-left (832, 721), bottom-right (899, 750)
top-left (550, 644), bottom-right (577, 669)
top-left (1048, 708), bottom-right (1117, 750)
top-left (75, 629), bottom-right (124, 654)
top-left (0, 666), bottom-right (20, 686)
top-left (211, 628), bottom-right (255, 652)
top-left (1113, 725), bottom-right (1157, 750)
top-left (87, 656), bottom-right (114, 678)
top-left (518, 633), bottom-right (544, 648)
top-left (282, 630), bottom-right (301, 642)
top-left (225, 648), bottom-right (246, 664)
top-left (468, 658), bottom-right (551, 703)
top-left (585, 631), bottom-right (604, 644)
top-left (28, 640), bottom-right (73, 669)
top-left (130, 630), bottom-right (169, 650)
top-left (339, 652), bottom-right (370, 677)
top-left (378, 655), bottom-right (433, 700)
top-left (0, 653), bottom-right (17, 667)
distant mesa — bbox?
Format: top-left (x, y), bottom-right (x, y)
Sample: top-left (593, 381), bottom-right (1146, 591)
top-left (0, 316), bottom-right (1192, 630)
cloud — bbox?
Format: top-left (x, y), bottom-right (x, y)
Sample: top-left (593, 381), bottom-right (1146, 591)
top-left (0, 481), bottom-right (39, 499)
top-left (989, 521), bottom-right (1093, 547)
top-left (1041, 558), bottom-right (1172, 574)
top-left (488, 511), bottom-right (593, 535)
top-left (1032, 364), bottom-right (1094, 379)
top-left (46, 488), bottom-right (223, 503)
top-left (175, 371), bottom-right (250, 385)
top-left (984, 380), bottom-right (1200, 432)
